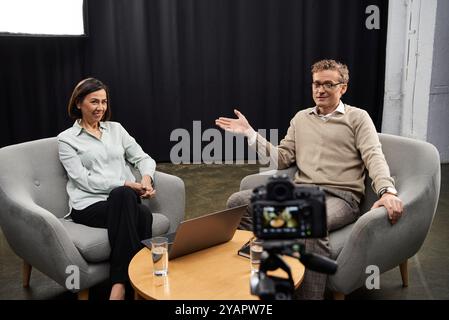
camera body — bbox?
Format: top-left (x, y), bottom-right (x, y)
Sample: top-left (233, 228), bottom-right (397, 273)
top-left (250, 175), bottom-right (327, 240)
top-left (249, 175), bottom-right (337, 300)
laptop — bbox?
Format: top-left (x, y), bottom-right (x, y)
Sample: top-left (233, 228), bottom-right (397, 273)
top-left (142, 205), bottom-right (247, 260)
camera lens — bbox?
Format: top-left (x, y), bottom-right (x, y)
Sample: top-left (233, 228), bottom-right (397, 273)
top-left (273, 184), bottom-right (289, 201)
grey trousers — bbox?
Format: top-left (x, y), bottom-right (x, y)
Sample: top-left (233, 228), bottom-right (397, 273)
top-left (226, 185), bottom-right (360, 300)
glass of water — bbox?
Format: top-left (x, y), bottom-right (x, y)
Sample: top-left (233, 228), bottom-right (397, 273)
top-left (250, 238), bottom-right (264, 274)
top-left (150, 236), bottom-right (168, 276)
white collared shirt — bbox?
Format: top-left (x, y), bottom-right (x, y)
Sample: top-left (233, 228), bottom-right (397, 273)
top-left (309, 100), bottom-right (346, 121)
top-left (58, 120), bottom-right (156, 211)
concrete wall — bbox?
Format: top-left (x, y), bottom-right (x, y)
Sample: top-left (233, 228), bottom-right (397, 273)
top-left (383, 0), bottom-right (449, 163)
top-left (382, 0), bottom-right (408, 136)
top-left (382, 0), bottom-right (437, 140)
top-left (427, 0), bottom-right (449, 163)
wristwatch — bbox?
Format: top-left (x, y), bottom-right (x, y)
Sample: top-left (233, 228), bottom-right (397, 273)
top-left (378, 187), bottom-right (398, 198)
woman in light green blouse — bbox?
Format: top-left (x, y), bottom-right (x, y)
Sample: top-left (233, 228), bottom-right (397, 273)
top-left (58, 78), bottom-right (156, 300)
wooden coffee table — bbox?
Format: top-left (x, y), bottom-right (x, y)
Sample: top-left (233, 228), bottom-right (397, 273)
top-left (129, 230), bottom-right (305, 300)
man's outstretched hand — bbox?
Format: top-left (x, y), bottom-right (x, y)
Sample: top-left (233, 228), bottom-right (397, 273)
top-left (215, 109), bottom-right (254, 136)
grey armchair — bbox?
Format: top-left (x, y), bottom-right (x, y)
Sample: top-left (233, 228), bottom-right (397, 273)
top-left (232, 133), bottom-right (441, 299)
top-left (0, 137), bottom-right (185, 299)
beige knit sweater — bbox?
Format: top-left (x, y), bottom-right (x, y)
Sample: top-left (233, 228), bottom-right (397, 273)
top-left (255, 104), bottom-right (395, 203)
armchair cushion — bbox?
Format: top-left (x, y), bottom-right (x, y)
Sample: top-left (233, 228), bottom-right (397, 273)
top-left (61, 213), bottom-right (170, 263)
top-left (151, 213), bottom-right (171, 236)
top-left (61, 219), bottom-right (109, 263)
top-left (329, 223), bottom-right (355, 259)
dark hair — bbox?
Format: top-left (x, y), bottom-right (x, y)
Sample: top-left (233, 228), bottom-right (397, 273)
top-left (67, 78), bottom-right (112, 120)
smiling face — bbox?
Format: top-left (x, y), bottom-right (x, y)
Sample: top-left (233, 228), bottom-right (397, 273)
top-left (77, 89), bottom-right (108, 125)
top-left (312, 69), bottom-right (347, 112)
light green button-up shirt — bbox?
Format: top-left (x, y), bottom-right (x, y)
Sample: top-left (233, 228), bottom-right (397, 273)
top-left (57, 120), bottom-right (156, 211)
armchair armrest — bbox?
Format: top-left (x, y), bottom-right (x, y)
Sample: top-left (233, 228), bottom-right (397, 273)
top-left (328, 174), bottom-right (439, 294)
top-left (0, 190), bottom-right (91, 291)
top-left (147, 171), bottom-right (185, 233)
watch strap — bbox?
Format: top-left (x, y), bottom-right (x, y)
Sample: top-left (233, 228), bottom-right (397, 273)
top-left (378, 187), bottom-right (397, 198)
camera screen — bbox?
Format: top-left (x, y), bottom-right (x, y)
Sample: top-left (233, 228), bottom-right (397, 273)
top-left (262, 206), bottom-right (301, 234)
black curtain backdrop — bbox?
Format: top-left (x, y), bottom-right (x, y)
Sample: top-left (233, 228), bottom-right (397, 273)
top-left (0, 0), bottom-right (388, 162)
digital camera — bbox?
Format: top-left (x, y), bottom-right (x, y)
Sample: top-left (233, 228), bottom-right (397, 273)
top-left (250, 175), bottom-right (327, 240)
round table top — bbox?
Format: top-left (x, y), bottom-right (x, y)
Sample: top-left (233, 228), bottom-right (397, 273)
top-left (129, 230), bottom-right (305, 300)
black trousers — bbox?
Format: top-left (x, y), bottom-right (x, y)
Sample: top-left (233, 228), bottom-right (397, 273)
top-left (71, 186), bottom-right (153, 284)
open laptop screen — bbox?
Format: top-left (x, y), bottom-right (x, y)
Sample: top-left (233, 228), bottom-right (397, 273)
top-left (142, 205), bottom-right (247, 259)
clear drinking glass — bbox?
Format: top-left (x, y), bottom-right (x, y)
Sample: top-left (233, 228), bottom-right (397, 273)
top-left (250, 238), bottom-right (264, 274)
top-left (150, 236), bottom-right (168, 276)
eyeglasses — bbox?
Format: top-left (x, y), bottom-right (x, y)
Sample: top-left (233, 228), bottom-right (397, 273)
top-left (312, 82), bottom-right (344, 91)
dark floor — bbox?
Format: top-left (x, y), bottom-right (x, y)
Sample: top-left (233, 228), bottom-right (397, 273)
top-left (0, 164), bottom-right (448, 300)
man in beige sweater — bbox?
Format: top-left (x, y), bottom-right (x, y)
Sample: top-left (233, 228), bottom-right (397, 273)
top-left (215, 59), bottom-right (403, 299)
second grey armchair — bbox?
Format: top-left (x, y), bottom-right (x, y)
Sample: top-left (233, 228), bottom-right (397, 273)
top-left (230, 133), bottom-right (441, 299)
top-left (0, 137), bottom-right (185, 299)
